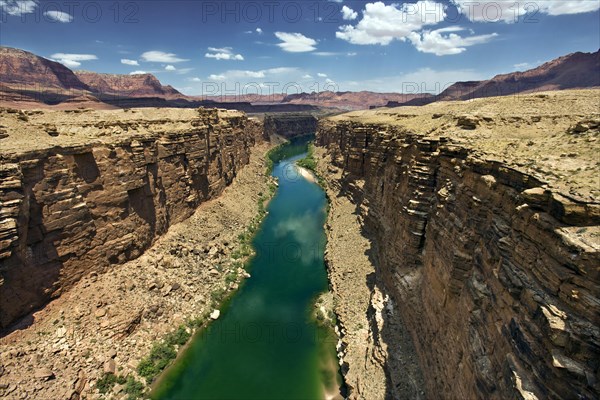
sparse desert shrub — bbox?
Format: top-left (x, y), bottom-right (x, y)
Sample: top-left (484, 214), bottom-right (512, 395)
top-left (96, 372), bottom-right (126, 394)
top-left (124, 376), bottom-right (145, 400)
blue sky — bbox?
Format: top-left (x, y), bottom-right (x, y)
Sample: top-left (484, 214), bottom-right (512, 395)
top-left (1, 0), bottom-right (599, 96)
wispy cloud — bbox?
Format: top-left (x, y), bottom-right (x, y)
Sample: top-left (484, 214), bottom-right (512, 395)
top-left (121, 59), bottom-right (139, 66)
top-left (141, 50), bottom-right (189, 63)
top-left (513, 62), bottom-right (530, 70)
top-left (275, 32), bottom-right (317, 53)
top-left (408, 27), bottom-right (498, 56)
top-left (43, 10), bottom-right (72, 23)
top-left (313, 52), bottom-right (341, 56)
top-left (175, 67), bottom-right (194, 75)
top-left (207, 67), bottom-right (299, 81)
top-left (451, 0), bottom-right (600, 22)
top-left (50, 53), bottom-right (97, 68)
top-left (205, 47), bottom-right (244, 61)
top-left (317, 73), bottom-right (327, 77)
top-left (340, 67), bottom-right (489, 93)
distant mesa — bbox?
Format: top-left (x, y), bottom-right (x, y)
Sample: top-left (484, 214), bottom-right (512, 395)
top-left (75, 70), bottom-right (183, 98)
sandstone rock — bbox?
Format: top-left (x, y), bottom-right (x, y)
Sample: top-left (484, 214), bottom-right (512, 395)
top-left (522, 187), bottom-right (549, 207)
top-left (34, 368), bottom-right (54, 381)
top-left (103, 359), bottom-right (116, 375)
top-left (456, 115), bottom-right (479, 130)
top-left (94, 309), bottom-right (106, 318)
top-left (56, 327), bottom-right (67, 338)
top-left (114, 383), bottom-right (124, 394)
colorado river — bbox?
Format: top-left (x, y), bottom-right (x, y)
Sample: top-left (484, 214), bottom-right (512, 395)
top-left (154, 136), bottom-right (342, 399)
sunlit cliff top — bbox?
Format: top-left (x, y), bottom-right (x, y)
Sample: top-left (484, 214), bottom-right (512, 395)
top-left (326, 89), bottom-right (600, 202)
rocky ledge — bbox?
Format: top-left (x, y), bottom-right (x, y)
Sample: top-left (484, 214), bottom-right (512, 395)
top-left (315, 89), bottom-right (599, 399)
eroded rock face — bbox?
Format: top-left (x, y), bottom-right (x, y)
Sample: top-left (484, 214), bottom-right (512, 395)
top-left (263, 113), bottom-right (318, 138)
top-left (0, 108), bottom-right (263, 329)
top-left (316, 119), bottom-right (599, 399)
top-left (75, 71), bottom-right (182, 98)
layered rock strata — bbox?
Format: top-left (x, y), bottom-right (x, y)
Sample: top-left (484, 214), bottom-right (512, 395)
top-left (0, 107), bottom-right (263, 329)
top-left (263, 113), bottom-right (318, 138)
top-left (316, 90), bottom-right (599, 399)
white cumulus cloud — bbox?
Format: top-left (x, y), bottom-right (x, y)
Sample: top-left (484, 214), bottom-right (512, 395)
top-left (121, 59), bottom-right (139, 66)
top-left (205, 47), bottom-right (244, 61)
top-left (129, 70), bottom-right (148, 75)
top-left (336, 1), bottom-right (445, 45)
top-left (408, 27), bottom-right (497, 56)
top-left (336, 1), bottom-right (497, 55)
top-left (317, 73), bottom-right (328, 77)
top-left (275, 32), bottom-right (317, 52)
top-left (43, 10), bottom-right (72, 22)
top-left (0, 0), bottom-right (38, 16)
top-left (341, 5), bottom-right (358, 20)
top-left (256, 28), bottom-right (263, 34)
top-left (165, 65), bottom-right (176, 71)
top-left (141, 51), bottom-right (188, 63)
top-left (50, 53), bottom-right (97, 68)
top-left (451, 0), bottom-right (600, 23)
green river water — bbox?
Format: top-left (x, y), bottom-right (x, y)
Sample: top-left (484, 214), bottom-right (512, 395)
top-left (154, 136), bottom-right (342, 399)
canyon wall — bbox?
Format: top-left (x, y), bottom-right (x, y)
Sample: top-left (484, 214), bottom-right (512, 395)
top-left (316, 96), bottom-right (599, 399)
top-left (0, 108), bottom-right (263, 329)
top-left (263, 113), bottom-right (318, 138)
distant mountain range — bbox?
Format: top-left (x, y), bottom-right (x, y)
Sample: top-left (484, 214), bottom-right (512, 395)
top-left (394, 49), bottom-right (600, 107)
top-left (0, 46), bottom-right (598, 111)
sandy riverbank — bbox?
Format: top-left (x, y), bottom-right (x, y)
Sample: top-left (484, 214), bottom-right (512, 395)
top-left (295, 164), bottom-right (318, 183)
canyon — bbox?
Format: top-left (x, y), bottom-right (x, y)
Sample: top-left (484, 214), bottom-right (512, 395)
top-left (0, 88), bottom-right (598, 400)
top-left (315, 89), bottom-right (599, 399)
